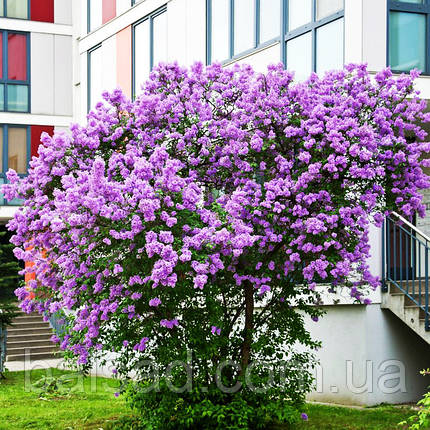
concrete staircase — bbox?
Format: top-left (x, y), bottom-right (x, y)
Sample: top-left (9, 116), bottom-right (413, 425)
top-left (381, 282), bottom-right (430, 344)
top-left (6, 312), bottom-right (61, 362)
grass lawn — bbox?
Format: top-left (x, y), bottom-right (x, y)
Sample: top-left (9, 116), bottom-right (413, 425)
top-left (0, 368), bottom-right (422, 429)
top-left (0, 367), bottom-right (128, 430)
top-left (293, 403), bottom-right (421, 430)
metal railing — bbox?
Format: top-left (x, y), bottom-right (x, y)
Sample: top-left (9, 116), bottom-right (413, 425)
top-left (0, 326), bottom-right (6, 375)
top-left (382, 212), bottom-right (430, 331)
top-left (47, 311), bottom-right (66, 337)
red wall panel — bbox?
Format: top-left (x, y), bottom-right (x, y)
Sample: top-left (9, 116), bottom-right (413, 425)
top-left (31, 126), bottom-right (54, 158)
top-left (30, 0), bottom-right (54, 23)
top-left (0, 33), bottom-right (3, 79)
top-left (102, 0), bottom-right (116, 24)
top-left (8, 34), bottom-right (27, 81)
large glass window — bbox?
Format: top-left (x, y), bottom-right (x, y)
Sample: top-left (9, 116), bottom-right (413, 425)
top-left (210, 0), bottom-right (229, 62)
top-left (288, 0), bottom-right (312, 31)
top-left (0, 125), bottom-right (53, 205)
top-left (207, 0), bottom-right (344, 77)
top-left (286, 32), bottom-right (312, 81)
top-left (207, 0), bottom-right (281, 63)
top-left (88, 45), bottom-right (103, 111)
top-left (316, 18), bottom-right (344, 75)
top-left (152, 11), bottom-right (168, 68)
top-left (8, 127), bottom-right (27, 174)
top-left (316, 0), bottom-right (343, 20)
top-left (234, 0), bottom-right (255, 55)
top-left (388, 0), bottom-right (428, 72)
top-left (0, 125), bottom-right (29, 174)
top-left (88, 0), bottom-right (133, 32)
top-left (285, 0), bottom-right (344, 81)
top-left (0, 30), bottom-right (30, 112)
top-left (260, 0), bottom-right (282, 42)
top-left (6, 0), bottom-right (28, 19)
top-left (0, 125), bottom-right (28, 206)
top-left (133, 8), bottom-right (168, 97)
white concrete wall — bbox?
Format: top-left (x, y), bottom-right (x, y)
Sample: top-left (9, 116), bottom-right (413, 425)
top-left (55, 0), bottom-right (73, 25)
top-left (307, 305), bottom-right (430, 405)
top-left (31, 33), bottom-right (55, 115)
top-left (229, 43), bottom-right (280, 73)
top-left (362, 0), bottom-right (387, 72)
top-left (54, 35), bottom-right (73, 116)
top-left (31, 33), bottom-right (73, 117)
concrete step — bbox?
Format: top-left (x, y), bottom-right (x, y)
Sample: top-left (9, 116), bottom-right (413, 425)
top-left (7, 327), bottom-right (53, 336)
top-left (7, 332), bottom-right (53, 343)
top-left (12, 315), bottom-right (45, 323)
top-left (9, 321), bottom-right (50, 329)
top-left (6, 351), bottom-right (63, 362)
top-left (6, 345), bottom-right (59, 355)
top-left (404, 305), bottom-right (427, 319)
top-left (7, 339), bottom-right (55, 349)
top-left (383, 282), bottom-right (430, 344)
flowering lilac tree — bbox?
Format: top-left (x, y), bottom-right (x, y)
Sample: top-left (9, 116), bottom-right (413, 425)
top-left (4, 63), bottom-right (430, 428)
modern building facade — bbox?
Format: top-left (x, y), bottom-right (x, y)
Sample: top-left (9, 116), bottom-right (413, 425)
top-left (2, 0), bottom-right (430, 406)
top-left (0, 0), bottom-right (73, 220)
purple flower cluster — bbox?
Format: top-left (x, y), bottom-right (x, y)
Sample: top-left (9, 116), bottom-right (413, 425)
top-left (3, 62), bottom-right (430, 366)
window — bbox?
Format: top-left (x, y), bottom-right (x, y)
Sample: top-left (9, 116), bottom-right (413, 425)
top-left (206, 0), bottom-right (344, 79)
top-left (0, 124), bottom-right (53, 205)
top-left (4, 0), bottom-right (28, 19)
top-left (207, 0), bottom-right (282, 63)
top-left (0, 125), bottom-right (29, 205)
top-left (88, 0), bottom-right (132, 32)
top-left (285, 0), bottom-right (344, 80)
top-left (388, 0), bottom-right (428, 73)
top-left (88, 45), bottom-right (103, 111)
top-left (132, 8), bottom-right (168, 97)
top-left (0, 31), bottom-right (30, 113)
top-left (0, 0), bottom-right (54, 21)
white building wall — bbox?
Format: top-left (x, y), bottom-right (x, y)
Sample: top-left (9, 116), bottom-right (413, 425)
top-left (54, 35), bottom-right (73, 116)
top-left (31, 33), bottom-right (55, 115)
top-left (362, 0), bottom-right (387, 72)
top-left (31, 33), bottom-right (73, 117)
top-left (229, 43), bottom-right (280, 73)
top-left (307, 304), bottom-right (430, 405)
top-left (55, 0), bottom-right (73, 25)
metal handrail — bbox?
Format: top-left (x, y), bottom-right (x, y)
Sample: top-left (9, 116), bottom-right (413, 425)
top-left (391, 211), bottom-right (430, 245)
top-left (382, 214), bottom-right (430, 331)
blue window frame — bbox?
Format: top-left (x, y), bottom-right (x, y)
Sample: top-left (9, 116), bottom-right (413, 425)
top-left (0, 30), bottom-right (31, 113)
top-left (87, 44), bottom-right (102, 112)
top-left (0, 124), bottom-right (30, 206)
top-left (206, 0), bottom-right (283, 64)
top-left (206, 0), bottom-right (345, 80)
top-left (388, 0), bottom-right (430, 73)
top-left (132, 6), bottom-right (167, 98)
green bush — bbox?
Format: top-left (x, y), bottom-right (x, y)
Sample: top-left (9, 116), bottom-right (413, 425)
top-left (123, 381), bottom-right (302, 430)
top-left (399, 370), bottom-right (430, 429)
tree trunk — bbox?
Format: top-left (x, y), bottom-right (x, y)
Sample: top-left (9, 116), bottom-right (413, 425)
top-left (239, 279), bottom-right (254, 375)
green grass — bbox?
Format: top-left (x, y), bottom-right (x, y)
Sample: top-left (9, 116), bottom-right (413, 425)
top-left (293, 403), bottom-right (422, 430)
top-left (0, 368), bottom-right (423, 429)
top-left (0, 367), bottom-right (128, 430)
